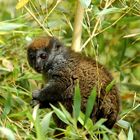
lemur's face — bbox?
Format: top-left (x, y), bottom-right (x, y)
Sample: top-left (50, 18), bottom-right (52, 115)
top-left (27, 36), bottom-right (63, 73)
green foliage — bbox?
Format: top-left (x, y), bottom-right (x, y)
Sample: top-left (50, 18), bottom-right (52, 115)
top-left (51, 104), bottom-right (70, 125)
top-left (84, 88), bottom-right (97, 125)
top-left (0, 0), bottom-right (140, 139)
top-left (73, 82), bottom-right (81, 121)
top-left (0, 127), bottom-right (15, 140)
top-left (105, 79), bottom-right (116, 93)
top-left (80, 0), bottom-right (91, 8)
top-left (128, 127), bottom-right (133, 140)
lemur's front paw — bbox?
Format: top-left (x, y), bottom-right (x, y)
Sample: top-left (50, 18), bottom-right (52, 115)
top-left (30, 99), bottom-right (40, 107)
top-left (32, 89), bottom-right (41, 100)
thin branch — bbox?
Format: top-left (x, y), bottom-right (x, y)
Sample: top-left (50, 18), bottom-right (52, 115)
top-left (24, 5), bottom-right (52, 36)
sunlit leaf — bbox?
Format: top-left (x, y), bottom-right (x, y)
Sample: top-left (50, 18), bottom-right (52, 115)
top-left (32, 105), bottom-right (46, 140)
top-left (128, 127), bottom-right (133, 140)
top-left (80, 0), bottom-right (91, 8)
top-left (0, 23), bottom-right (25, 31)
top-left (0, 127), bottom-right (15, 140)
top-left (117, 119), bottom-right (130, 129)
top-left (16, 0), bottom-right (29, 9)
top-left (41, 111), bottom-right (53, 135)
top-left (96, 7), bottom-right (125, 16)
top-left (2, 58), bottom-right (14, 72)
top-left (118, 129), bottom-right (127, 140)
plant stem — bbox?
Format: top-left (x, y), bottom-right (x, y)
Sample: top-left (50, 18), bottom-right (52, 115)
top-left (71, 1), bottom-right (84, 52)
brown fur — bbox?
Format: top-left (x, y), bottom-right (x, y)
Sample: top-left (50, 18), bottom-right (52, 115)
top-left (28, 36), bottom-right (51, 50)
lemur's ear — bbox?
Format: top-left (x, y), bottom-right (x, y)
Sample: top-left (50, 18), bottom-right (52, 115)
top-left (51, 37), bottom-right (63, 50)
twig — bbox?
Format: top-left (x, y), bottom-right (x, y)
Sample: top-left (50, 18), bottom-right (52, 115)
top-left (24, 5), bottom-right (52, 36)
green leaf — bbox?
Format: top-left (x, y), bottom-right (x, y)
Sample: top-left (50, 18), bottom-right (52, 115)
top-left (2, 92), bottom-right (12, 119)
top-left (50, 104), bottom-right (70, 125)
top-left (0, 23), bottom-right (25, 31)
top-left (96, 7), bottom-right (124, 16)
top-left (117, 119), bottom-right (130, 129)
top-left (128, 127), bottom-right (133, 140)
top-left (93, 118), bottom-right (107, 131)
top-left (59, 103), bottom-right (73, 124)
top-left (78, 112), bottom-right (94, 132)
top-left (73, 82), bottom-right (81, 120)
top-left (122, 83), bottom-right (140, 92)
top-left (16, 0), bottom-right (29, 9)
top-left (103, 134), bottom-right (109, 140)
top-left (84, 88), bottom-right (97, 125)
top-left (0, 127), bottom-right (15, 140)
top-left (118, 129), bottom-right (127, 140)
top-left (80, 0), bottom-right (91, 8)
top-left (41, 111), bottom-right (53, 135)
top-left (33, 105), bottom-right (46, 140)
top-left (105, 79), bottom-right (116, 93)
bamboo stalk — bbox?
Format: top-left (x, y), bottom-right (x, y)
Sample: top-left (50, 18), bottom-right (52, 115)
top-left (71, 1), bottom-right (84, 52)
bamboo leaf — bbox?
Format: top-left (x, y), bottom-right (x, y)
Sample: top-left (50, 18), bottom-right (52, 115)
top-left (93, 118), bottom-right (107, 131)
top-left (0, 23), bottom-right (25, 31)
top-left (32, 105), bottom-right (46, 140)
top-left (2, 92), bottom-right (12, 119)
top-left (41, 111), bottom-right (53, 135)
top-left (73, 82), bottom-right (81, 120)
top-left (78, 112), bottom-right (94, 132)
top-left (84, 88), bottom-right (97, 125)
top-left (50, 104), bottom-right (69, 125)
top-left (0, 127), bottom-right (15, 140)
top-left (80, 0), bottom-right (91, 8)
top-left (128, 127), bottom-right (133, 140)
top-left (122, 83), bottom-right (140, 92)
top-left (105, 79), bottom-right (116, 93)
top-left (96, 7), bottom-right (124, 16)
top-left (117, 119), bottom-right (130, 129)
top-left (59, 103), bottom-right (73, 123)
top-left (118, 129), bottom-right (127, 140)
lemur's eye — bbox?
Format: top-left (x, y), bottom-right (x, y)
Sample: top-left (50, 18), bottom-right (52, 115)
top-left (56, 44), bottom-right (61, 49)
top-left (40, 53), bottom-right (47, 59)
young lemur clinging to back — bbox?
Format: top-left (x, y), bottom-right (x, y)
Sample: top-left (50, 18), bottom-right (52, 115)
top-left (27, 36), bottom-right (120, 129)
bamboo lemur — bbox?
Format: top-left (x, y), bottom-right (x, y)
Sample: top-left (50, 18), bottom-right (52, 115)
top-left (27, 36), bottom-right (120, 129)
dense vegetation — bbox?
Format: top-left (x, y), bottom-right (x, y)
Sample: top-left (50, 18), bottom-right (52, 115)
top-left (0, 0), bottom-right (140, 140)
